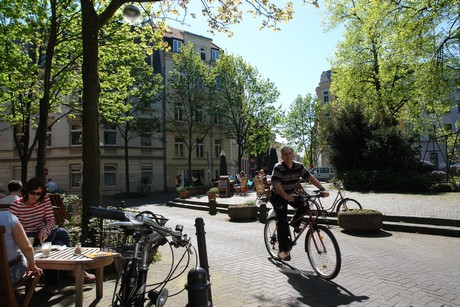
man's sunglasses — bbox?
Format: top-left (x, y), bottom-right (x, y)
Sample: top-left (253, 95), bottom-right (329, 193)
top-left (28, 191), bottom-right (43, 196)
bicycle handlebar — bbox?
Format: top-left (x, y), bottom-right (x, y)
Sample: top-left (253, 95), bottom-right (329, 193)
top-left (90, 206), bottom-right (128, 221)
top-left (89, 206), bottom-right (187, 246)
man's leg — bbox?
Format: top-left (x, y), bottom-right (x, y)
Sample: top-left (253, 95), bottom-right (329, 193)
top-left (271, 194), bottom-right (291, 260)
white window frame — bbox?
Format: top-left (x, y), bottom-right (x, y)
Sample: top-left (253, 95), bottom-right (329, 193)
top-left (172, 39), bottom-right (183, 53)
top-left (175, 103), bottom-right (184, 121)
top-left (70, 124), bottom-right (83, 146)
top-left (104, 123), bottom-right (117, 145)
top-left (196, 139), bottom-right (204, 158)
top-left (70, 164), bottom-right (82, 188)
top-left (141, 134), bottom-right (152, 147)
top-left (175, 138), bottom-right (184, 157)
top-left (211, 49), bottom-right (219, 61)
top-left (141, 163), bottom-right (153, 184)
top-left (200, 47), bottom-right (206, 61)
top-left (214, 140), bottom-right (221, 158)
top-left (104, 164), bottom-right (117, 187)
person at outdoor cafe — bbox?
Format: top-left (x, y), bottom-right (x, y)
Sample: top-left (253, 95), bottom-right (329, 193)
top-left (9, 176), bottom-right (95, 294)
top-left (0, 210), bottom-right (43, 283)
top-left (0, 179), bottom-right (22, 205)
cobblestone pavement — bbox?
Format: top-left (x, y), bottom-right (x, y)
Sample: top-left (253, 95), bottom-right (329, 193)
top-left (33, 193), bottom-right (460, 307)
top-left (32, 188), bottom-right (460, 306)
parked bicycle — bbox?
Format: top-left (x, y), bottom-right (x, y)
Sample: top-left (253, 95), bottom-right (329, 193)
top-left (318, 181), bottom-right (362, 214)
top-left (263, 189), bottom-right (342, 280)
top-left (90, 207), bottom-right (194, 307)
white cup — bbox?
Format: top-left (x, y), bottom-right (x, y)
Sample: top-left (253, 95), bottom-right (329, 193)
top-left (42, 242), bottom-right (52, 257)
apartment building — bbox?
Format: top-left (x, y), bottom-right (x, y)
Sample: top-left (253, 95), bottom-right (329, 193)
top-left (0, 28), bottom-right (241, 196)
top-left (314, 70), bottom-right (460, 169)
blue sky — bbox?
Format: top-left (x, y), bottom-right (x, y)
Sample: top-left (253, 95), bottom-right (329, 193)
top-left (169, 2), bottom-right (343, 111)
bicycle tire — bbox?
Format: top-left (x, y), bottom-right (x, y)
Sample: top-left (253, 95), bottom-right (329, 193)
top-left (264, 217), bottom-right (279, 258)
top-left (335, 198), bottom-right (362, 214)
top-left (305, 225), bottom-right (341, 280)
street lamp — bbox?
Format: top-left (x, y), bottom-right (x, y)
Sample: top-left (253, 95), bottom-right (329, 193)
top-left (123, 4), bottom-right (141, 24)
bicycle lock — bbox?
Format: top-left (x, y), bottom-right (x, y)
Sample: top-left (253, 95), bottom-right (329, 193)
top-left (186, 217), bottom-right (213, 306)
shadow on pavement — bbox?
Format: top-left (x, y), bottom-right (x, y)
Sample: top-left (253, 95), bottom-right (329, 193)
top-left (339, 230), bottom-right (393, 238)
top-left (269, 258), bottom-right (369, 306)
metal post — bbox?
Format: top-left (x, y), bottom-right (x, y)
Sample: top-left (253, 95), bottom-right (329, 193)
top-left (195, 217), bottom-right (213, 305)
top-left (186, 267), bottom-right (210, 307)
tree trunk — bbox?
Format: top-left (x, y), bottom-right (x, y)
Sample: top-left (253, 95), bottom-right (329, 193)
top-left (81, 0), bottom-right (101, 240)
top-left (124, 135), bottom-right (130, 193)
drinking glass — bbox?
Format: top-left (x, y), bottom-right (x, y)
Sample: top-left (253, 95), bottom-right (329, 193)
top-left (42, 241), bottom-right (52, 257)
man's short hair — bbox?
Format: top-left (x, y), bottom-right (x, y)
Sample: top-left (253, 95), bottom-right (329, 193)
top-left (8, 180), bottom-right (22, 193)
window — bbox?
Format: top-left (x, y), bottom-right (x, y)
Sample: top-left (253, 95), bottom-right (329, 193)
top-left (200, 48), bottom-right (206, 61)
top-left (175, 138), bottom-right (184, 157)
top-left (104, 164), bottom-right (117, 187)
top-left (211, 49), bottom-right (219, 61)
top-left (141, 134), bottom-right (152, 147)
top-left (70, 164), bottom-right (82, 187)
top-left (192, 169), bottom-right (204, 185)
top-left (195, 106), bottom-right (203, 122)
top-left (70, 124), bottom-right (82, 146)
top-left (141, 164), bottom-right (152, 184)
top-left (104, 123), bottom-right (117, 145)
top-left (172, 39), bottom-right (183, 53)
top-left (196, 139), bottom-right (204, 158)
top-left (428, 124), bottom-right (436, 138)
top-left (429, 152), bottom-right (438, 169)
top-left (46, 126), bottom-right (52, 146)
top-left (214, 139), bottom-right (221, 158)
top-left (323, 91), bottom-right (329, 103)
top-left (174, 103), bottom-right (184, 121)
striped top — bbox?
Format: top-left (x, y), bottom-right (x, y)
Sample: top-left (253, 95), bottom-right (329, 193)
top-left (271, 161), bottom-right (311, 194)
top-left (8, 196), bottom-right (55, 237)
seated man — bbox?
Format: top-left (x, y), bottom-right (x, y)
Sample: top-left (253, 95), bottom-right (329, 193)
top-left (0, 180), bottom-right (22, 205)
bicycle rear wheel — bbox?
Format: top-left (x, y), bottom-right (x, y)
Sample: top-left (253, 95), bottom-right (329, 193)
top-left (264, 217), bottom-right (279, 258)
top-left (335, 198), bottom-right (362, 213)
top-left (305, 225), bottom-right (341, 280)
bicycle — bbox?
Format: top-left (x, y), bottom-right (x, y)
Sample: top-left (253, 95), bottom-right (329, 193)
top-left (318, 181), bottom-right (362, 214)
top-left (90, 206), bottom-right (194, 307)
top-left (263, 190), bottom-right (342, 280)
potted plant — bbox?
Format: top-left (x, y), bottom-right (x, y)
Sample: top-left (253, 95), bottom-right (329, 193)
top-left (177, 185), bottom-right (189, 199)
top-left (227, 200), bottom-right (258, 222)
top-left (337, 209), bottom-right (383, 233)
top-left (207, 187), bottom-right (219, 201)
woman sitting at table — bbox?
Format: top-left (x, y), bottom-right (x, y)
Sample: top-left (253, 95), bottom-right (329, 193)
top-left (0, 210), bottom-right (43, 283)
top-left (9, 176), bottom-right (95, 294)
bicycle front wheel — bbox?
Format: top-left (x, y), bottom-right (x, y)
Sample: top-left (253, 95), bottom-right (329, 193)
top-left (335, 198), bottom-right (362, 213)
top-left (305, 225), bottom-right (341, 280)
top-left (264, 217), bottom-right (279, 258)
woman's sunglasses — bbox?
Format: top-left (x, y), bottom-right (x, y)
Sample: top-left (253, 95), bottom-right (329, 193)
top-left (28, 191), bottom-right (43, 196)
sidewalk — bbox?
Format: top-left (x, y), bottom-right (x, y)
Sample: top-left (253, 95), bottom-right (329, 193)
top-left (32, 187), bottom-right (460, 306)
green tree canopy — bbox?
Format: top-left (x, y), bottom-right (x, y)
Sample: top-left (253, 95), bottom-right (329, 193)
top-left (324, 0), bottom-right (458, 131)
top-left (214, 53), bottom-right (281, 171)
top-left (280, 94), bottom-right (320, 168)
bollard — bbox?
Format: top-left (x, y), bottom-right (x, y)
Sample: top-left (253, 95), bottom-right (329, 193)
top-left (120, 200), bottom-right (125, 209)
top-left (259, 203), bottom-right (267, 224)
top-left (186, 267), bottom-right (210, 307)
top-left (208, 200), bottom-right (217, 215)
top-left (195, 218), bottom-right (213, 305)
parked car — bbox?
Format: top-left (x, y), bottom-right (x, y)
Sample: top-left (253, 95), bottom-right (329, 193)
top-left (310, 166), bottom-right (336, 181)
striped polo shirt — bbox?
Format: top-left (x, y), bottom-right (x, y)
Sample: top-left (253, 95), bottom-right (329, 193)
top-left (271, 161), bottom-right (311, 194)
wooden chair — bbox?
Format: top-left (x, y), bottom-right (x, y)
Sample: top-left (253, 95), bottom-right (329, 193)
top-left (235, 177), bottom-right (249, 196)
top-left (254, 179), bottom-right (270, 202)
top-left (0, 226), bottom-right (40, 307)
top-left (49, 193), bottom-right (69, 227)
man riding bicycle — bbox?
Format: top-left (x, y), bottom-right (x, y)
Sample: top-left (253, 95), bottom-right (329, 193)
top-left (270, 146), bottom-right (329, 261)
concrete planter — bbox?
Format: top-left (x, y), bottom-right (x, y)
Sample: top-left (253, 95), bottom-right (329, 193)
top-left (337, 209), bottom-right (383, 232)
top-left (227, 205), bottom-right (258, 222)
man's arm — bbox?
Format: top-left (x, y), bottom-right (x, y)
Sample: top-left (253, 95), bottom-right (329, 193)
top-left (308, 175), bottom-right (329, 197)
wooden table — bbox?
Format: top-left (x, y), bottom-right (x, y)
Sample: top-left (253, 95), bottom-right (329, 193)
top-left (34, 247), bottom-right (117, 307)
